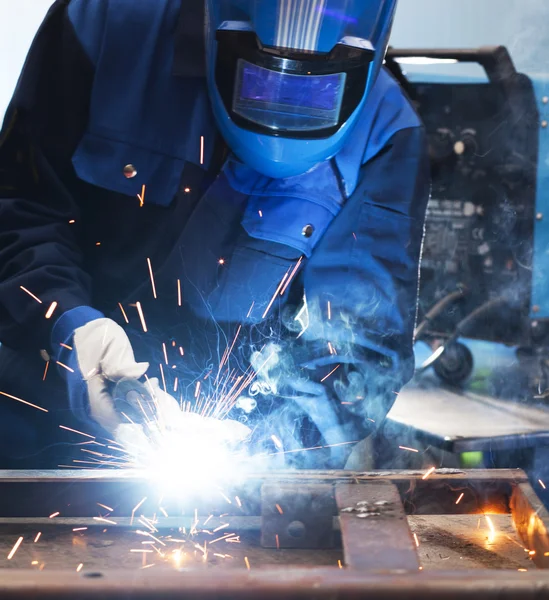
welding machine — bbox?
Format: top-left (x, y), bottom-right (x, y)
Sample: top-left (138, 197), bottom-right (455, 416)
top-left (385, 46), bottom-right (549, 393)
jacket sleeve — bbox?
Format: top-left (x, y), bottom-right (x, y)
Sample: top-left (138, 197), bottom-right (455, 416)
top-left (285, 125), bottom-right (431, 436)
top-left (0, 0), bottom-right (99, 353)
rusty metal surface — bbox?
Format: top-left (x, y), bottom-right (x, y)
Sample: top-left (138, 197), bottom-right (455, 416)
top-left (0, 469), bottom-right (525, 518)
top-left (261, 484), bottom-right (335, 549)
top-left (335, 482), bottom-right (419, 571)
top-left (511, 482), bottom-right (549, 569)
top-left (0, 568), bottom-right (549, 599)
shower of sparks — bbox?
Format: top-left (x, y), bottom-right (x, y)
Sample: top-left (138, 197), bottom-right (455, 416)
top-left (34, 532), bottom-right (41, 543)
top-left (422, 467), bottom-right (436, 480)
top-left (399, 446), bottom-right (419, 453)
top-left (118, 303), bottom-right (129, 323)
top-left (7, 537), bottom-right (23, 560)
top-left (177, 279), bottom-right (182, 306)
top-left (200, 136), bottom-right (205, 165)
top-left (56, 361), bottom-right (75, 373)
top-left (456, 493), bottom-right (464, 505)
top-left (320, 364), bottom-right (340, 383)
top-left (45, 301), bottom-right (58, 319)
top-left (76, 563), bottom-right (84, 572)
top-left (20, 286), bottom-right (42, 303)
top-left (147, 258), bottom-right (157, 299)
top-left (413, 533), bottom-right (420, 547)
top-left (0, 391), bottom-right (49, 413)
top-left (540, 480), bottom-right (546, 490)
top-left (136, 302), bottom-right (148, 332)
top-left (59, 425), bottom-right (95, 439)
top-left (244, 556), bottom-right (251, 570)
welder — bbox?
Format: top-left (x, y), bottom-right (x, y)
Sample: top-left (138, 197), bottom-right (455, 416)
top-left (0, 0), bottom-right (429, 468)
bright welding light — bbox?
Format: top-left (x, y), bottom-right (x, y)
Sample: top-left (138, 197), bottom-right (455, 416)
top-left (119, 414), bottom-right (251, 500)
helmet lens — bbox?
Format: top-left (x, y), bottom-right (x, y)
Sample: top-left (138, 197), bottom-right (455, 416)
top-left (234, 60), bottom-right (346, 132)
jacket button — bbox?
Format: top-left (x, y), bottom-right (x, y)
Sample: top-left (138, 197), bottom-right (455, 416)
top-left (123, 164), bottom-right (137, 179)
top-left (302, 224), bottom-right (315, 238)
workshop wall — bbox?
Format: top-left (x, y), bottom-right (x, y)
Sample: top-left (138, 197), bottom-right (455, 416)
top-left (0, 0), bottom-right (547, 120)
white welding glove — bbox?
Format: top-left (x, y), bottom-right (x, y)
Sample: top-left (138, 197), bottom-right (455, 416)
top-left (66, 318), bottom-right (149, 432)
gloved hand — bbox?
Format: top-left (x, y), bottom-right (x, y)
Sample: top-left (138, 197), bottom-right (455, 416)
top-left (57, 317), bottom-right (149, 432)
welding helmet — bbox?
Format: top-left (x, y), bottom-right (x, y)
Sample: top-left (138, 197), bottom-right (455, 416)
top-left (205, 0), bottom-right (398, 179)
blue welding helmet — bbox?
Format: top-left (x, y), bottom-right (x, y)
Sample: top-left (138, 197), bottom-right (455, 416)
top-left (205, 0), bottom-right (398, 178)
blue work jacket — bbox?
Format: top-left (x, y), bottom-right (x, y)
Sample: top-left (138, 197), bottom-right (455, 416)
top-left (0, 0), bottom-right (429, 463)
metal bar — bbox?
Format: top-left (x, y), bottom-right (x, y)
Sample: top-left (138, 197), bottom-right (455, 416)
top-left (335, 482), bottom-right (420, 571)
top-left (0, 470), bottom-right (525, 518)
top-left (511, 482), bottom-right (549, 569)
top-left (0, 568), bottom-right (549, 599)
top-left (261, 484), bottom-right (334, 549)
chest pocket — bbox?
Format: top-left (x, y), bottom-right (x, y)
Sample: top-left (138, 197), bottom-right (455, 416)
top-left (206, 160), bottom-right (347, 323)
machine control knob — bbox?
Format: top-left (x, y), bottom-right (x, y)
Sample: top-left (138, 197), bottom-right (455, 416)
top-left (454, 132), bottom-right (478, 157)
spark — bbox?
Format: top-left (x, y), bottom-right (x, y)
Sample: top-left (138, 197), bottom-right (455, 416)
top-left (258, 210), bottom-right (263, 217)
top-left (320, 364), bottom-right (340, 383)
top-left (179, 346), bottom-right (184, 356)
top-left (59, 425), bottom-right (95, 439)
top-left (275, 504), bottom-right (284, 515)
top-left (60, 343), bottom-right (73, 350)
top-left (485, 515), bottom-right (495, 535)
top-left (159, 507), bottom-right (169, 518)
top-left (262, 272), bottom-right (289, 318)
top-left (32, 561), bottom-right (38, 565)
top-left (118, 303), bottom-right (129, 323)
top-left (69, 219), bottom-right (76, 224)
top-left (210, 533), bottom-right (234, 544)
top-left (456, 493), bottom-right (464, 505)
top-left (147, 258), bottom-right (157, 299)
top-left (177, 280), bottom-right (182, 306)
top-left (280, 256), bottom-right (304, 296)
top-left (218, 258), bottom-right (225, 265)
top-left (159, 363), bottom-right (167, 392)
top-left (422, 467), bottom-right (436, 480)
top-left (34, 532), bottom-right (41, 543)
top-left (97, 503), bottom-right (114, 512)
top-left (275, 534), bottom-right (280, 550)
top-left (244, 556), bottom-right (251, 570)
top-left (271, 434), bottom-right (283, 450)
top-left (327, 301), bottom-right (332, 320)
top-left (235, 496), bottom-right (242, 508)
top-left (42, 361), bottom-right (49, 381)
top-left (56, 361), bottom-right (75, 373)
top-left (212, 523), bottom-right (230, 533)
top-left (200, 136), bottom-right (205, 165)
top-left (93, 517), bottom-right (117, 525)
top-left (173, 378), bottom-right (178, 393)
top-left (540, 480), bottom-right (547, 490)
top-left (20, 286), bottom-right (42, 303)
top-left (352, 232), bottom-right (357, 241)
top-left (518, 568), bottom-right (528, 572)
top-left (413, 533), bottom-right (420, 547)
top-left (529, 550), bottom-right (536, 556)
top-left (136, 302), bottom-right (148, 332)
top-left (338, 559), bottom-right (343, 569)
top-left (131, 498), bottom-right (147, 526)
top-left (0, 391), bottom-right (49, 412)
top-left (76, 563), bottom-right (84, 572)
top-left (72, 528), bottom-right (87, 532)
top-left (96, 242), bottom-right (101, 246)
top-left (45, 301), bottom-right (58, 319)
top-left (219, 492), bottom-right (232, 505)
top-left (246, 301), bottom-right (255, 318)
top-left (195, 381), bottom-right (201, 398)
top-left (162, 342), bottom-right (169, 365)
top-left (399, 446), bottom-right (419, 453)
top-left (7, 537), bottom-right (23, 560)
top-left (49, 512), bottom-right (60, 519)
top-left (138, 184), bottom-right (146, 207)
top-left (131, 549), bottom-right (153, 553)
top-left (183, 187), bottom-right (191, 193)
